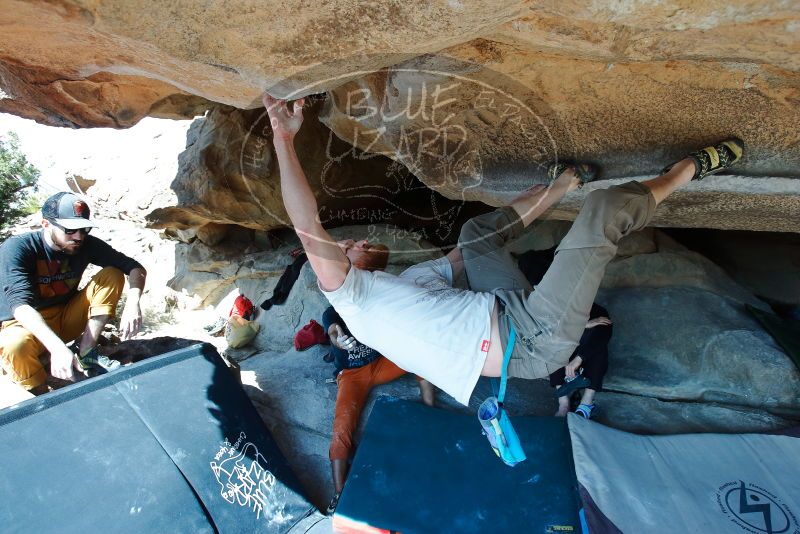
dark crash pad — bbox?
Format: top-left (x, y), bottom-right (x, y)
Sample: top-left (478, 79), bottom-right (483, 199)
top-left (0, 343), bottom-right (314, 534)
top-left (335, 397), bottom-right (583, 534)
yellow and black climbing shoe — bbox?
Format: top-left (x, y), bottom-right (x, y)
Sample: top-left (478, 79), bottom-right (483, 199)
top-left (546, 162), bottom-right (599, 187)
top-left (664, 138), bottom-right (745, 181)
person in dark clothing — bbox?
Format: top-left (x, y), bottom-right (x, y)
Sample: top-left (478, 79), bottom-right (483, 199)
top-left (517, 248), bottom-right (611, 419)
top-left (548, 303), bottom-right (611, 418)
top-left (0, 192), bottom-right (147, 393)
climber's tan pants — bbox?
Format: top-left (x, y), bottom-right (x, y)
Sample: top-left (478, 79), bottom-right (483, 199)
top-left (459, 181), bottom-right (656, 379)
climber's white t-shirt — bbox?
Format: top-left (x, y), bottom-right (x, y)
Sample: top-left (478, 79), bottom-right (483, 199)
top-left (321, 257), bottom-right (494, 405)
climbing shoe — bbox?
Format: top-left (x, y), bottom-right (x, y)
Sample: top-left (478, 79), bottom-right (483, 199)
top-left (547, 162), bottom-right (599, 187)
top-left (75, 346), bottom-right (121, 377)
top-left (203, 316), bottom-right (226, 336)
top-left (662, 138), bottom-right (744, 180)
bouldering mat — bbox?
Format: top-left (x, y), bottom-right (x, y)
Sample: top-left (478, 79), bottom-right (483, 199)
top-left (569, 413), bottom-right (800, 533)
top-left (0, 343), bottom-right (315, 534)
top-left (334, 397), bottom-right (583, 534)
top-left (747, 304), bottom-right (800, 372)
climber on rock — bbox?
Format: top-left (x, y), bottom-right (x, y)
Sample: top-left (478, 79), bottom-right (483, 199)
top-left (263, 92), bottom-right (744, 406)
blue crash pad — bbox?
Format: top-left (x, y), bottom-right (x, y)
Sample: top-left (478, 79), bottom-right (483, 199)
top-left (335, 397), bottom-right (582, 533)
top-left (0, 343), bottom-right (314, 534)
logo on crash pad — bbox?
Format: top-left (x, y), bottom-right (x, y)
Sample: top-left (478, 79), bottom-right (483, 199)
top-left (717, 480), bottom-right (798, 534)
top-left (210, 431), bottom-right (290, 526)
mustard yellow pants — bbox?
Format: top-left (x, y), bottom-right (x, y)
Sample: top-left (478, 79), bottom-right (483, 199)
top-left (0, 267), bottom-right (125, 390)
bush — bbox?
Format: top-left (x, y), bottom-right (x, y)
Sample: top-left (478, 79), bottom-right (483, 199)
top-left (0, 132), bottom-right (40, 239)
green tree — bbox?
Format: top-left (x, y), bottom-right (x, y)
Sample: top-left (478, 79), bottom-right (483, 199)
top-left (1, 132), bottom-right (40, 239)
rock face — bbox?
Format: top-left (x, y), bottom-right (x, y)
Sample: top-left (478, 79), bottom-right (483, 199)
top-left (146, 100), bottom-right (489, 242)
top-left (168, 225), bottom-right (443, 310)
top-left (1, 1), bottom-right (798, 232)
top-left (0, 0), bottom-right (525, 121)
top-left (667, 228), bottom-right (800, 306)
top-left (319, 52), bottom-right (800, 231)
top-left (189, 220), bottom-right (800, 435)
top-left (599, 285), bottom-right (797, 412)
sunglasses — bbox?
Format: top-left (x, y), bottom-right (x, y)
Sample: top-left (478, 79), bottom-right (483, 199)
top-left (51, 221), bottom-right (92, 235)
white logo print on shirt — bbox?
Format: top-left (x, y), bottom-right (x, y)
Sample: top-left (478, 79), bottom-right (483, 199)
top-left (414, 274), bottom-right (463, 304)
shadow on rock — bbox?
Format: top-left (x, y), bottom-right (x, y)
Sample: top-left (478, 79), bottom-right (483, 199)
top-left (106, 336), bottom-right (208, 363)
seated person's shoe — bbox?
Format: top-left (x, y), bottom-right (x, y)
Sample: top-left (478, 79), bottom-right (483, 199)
top-left (203, 316), bottom-right (226, 336)
top-left (547, 162), bottom-right (599, 187)
top-left (575, 403), bottom-right (595, 419)
top-left (662, 138), bottom-right (744, 180)
top-left (75, 346), bottom-right (121, 377)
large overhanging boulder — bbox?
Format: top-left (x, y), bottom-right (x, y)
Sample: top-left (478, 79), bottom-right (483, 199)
top-left (320, 43), bottom-right (800, 183)
top-left (0, 0), bottom-right (525, 125)
top-left (1, 1), bottom-right (798, 231)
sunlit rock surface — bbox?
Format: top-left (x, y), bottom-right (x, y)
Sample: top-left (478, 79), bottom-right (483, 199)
top-left (0, 1), bottom-right (797, 233)
top-left (145, 100), bottom-right (489, 240)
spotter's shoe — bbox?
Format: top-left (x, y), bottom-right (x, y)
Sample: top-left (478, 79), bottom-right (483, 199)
top-left (663, 138), bottom-right (744, 180)
top-left (75, 346), bottom-right (121, 377)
